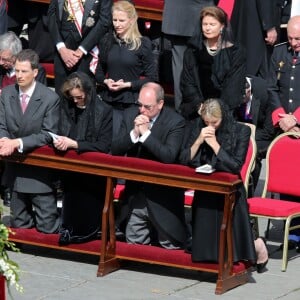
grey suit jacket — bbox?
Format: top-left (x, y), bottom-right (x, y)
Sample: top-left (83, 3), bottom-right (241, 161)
top-left (162, 0), bottom-right (218, 37)
top-left (0, 82), bottom-right (60, 193)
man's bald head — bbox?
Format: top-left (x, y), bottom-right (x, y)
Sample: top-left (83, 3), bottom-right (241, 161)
top-left (287, 16), bottom-right (300, 53)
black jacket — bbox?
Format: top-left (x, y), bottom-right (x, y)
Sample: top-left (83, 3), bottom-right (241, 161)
top-left (181, 44), bottom-right (246, 120)
top-left (112, 106), bottom-right (186, 245)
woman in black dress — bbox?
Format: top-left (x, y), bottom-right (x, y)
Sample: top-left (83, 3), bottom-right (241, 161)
top-left (180, 6), bottom-right (245, 120)
top-left (180, 98), bottom-right (268, 271)
top-left (95, 0), bottom-right (157, 135)
top-left (53, 71), bottom-right (113, 245)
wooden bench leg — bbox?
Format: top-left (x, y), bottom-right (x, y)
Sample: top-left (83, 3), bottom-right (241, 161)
top-left (215, 192), bottom-right (249, 294)
top-left (97, 177), bottom-right (120, 276)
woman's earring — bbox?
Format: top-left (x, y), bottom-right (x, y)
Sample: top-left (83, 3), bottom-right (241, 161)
top-left (220, 28), bottom-right (223, 34)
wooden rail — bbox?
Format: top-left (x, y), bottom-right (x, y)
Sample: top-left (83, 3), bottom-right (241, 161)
top-left (3, 146), bottom-right (249, 294)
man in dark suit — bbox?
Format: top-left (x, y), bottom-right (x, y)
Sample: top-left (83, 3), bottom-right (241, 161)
top-left (236, 75), bottom-right (275, 192)
top-left (0, 49), bottom-right (60, 233)
top-left (231, 0), bottom-right (279, 78)
top-left (112, 82), bottom-right (186, 249)
top-left (162, 0), bottom-right (219, 112)
top-left (47, 0), bottom-right (112, 93)
top-left (0, 0), bottom-right (7, 35)
top-left (27, 2), bottom-right (55, 63)
top-left (7, 0), bottom-right (25, 36)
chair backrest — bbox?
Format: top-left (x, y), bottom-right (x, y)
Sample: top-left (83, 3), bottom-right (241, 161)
top-left (261, 132), bottom-right (300, 197)
top-left (240, 123), bottom-right (257, 196)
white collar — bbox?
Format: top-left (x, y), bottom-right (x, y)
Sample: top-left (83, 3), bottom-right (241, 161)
top-left (19, 81), bottom-right (36, 98)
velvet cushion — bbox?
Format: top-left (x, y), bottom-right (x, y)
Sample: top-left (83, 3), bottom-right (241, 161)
top-left (9, 228), bottom-right (249, 274)
top-left (40, 62), bottom-right (54, 78)
top-left (34, 146), bottom-right (239, 183)
top-left (248, 198), bottom-right (300, 217)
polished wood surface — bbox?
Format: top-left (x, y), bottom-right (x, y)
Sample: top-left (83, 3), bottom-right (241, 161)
top-left (25, 0), bottom-right (50, 3)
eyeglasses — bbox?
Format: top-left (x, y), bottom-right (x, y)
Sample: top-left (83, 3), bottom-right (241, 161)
top-left (0, 56), bottom-right (13, 64)
top-left (136, 101), bottom-right (157, 111)
top-left (68, 95), bottom-right (85, 101)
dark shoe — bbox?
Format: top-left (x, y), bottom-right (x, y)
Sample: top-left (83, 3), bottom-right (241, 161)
top-left (184, 236), bottom-right (192, 254)
top-left (115, 227), bottom-right (126, 241)
top-left (3, 190), bottom-right (11, 207)
top-left (279, 240), bottom-right (299, 250)
top-left (257, 260), bottom-right (268, 273)
top-left (58, 229), bottom-right (71, 246)
top-left (59, 228), bottom-right (100, 245)
top-left (256, 237), bottom-right (268, 273)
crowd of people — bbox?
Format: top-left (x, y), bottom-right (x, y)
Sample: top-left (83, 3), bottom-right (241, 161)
top-left (0, 0), bottom-right (299, 274)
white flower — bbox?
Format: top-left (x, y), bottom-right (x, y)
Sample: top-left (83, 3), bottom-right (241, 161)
top-left (0, 218), bottom-right (23, 293)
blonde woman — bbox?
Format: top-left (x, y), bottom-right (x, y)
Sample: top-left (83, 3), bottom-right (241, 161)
top-left (95, 0), bottom-right (158, 135)
top-left (179, 98), bottom-right (268, 272)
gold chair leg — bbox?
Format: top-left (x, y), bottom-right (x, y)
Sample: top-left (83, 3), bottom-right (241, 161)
top-left (281, 217), bottom-right (291, 272)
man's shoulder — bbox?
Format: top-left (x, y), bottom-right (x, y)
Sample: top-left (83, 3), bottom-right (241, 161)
top-left (34, 82), bottom-right (59, 99)
top-left (271, 42), bottom-right (292, 62)
top-left (274, 41), bottom-right (289, 48)
top-left (1, 84), bottom-right (18, 96)
top-left (161, 106), bottom-right (185, 124)
top-left (273, 41), bottom-right (290, 53)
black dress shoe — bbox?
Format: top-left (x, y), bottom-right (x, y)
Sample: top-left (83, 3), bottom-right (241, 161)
top-left (115, 227), bottom-right (126, 241)
top-left (3, 190), bottom-right (11, 207)
top-left (59, 228), bottom-right (100, 245)
top-left (256, 237), bottom-right (268, 273)
top-left (257, 260), bottom-right (268, 273)
top-left (58, 229), bottom-right (71, 246)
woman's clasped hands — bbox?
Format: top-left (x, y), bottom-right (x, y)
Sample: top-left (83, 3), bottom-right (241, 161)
top-left (53, 136), bottom-right (78, 151)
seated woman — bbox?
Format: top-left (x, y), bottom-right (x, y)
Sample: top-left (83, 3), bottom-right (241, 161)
top-left (95, 0), bottom-right (158, 135)
top-left (179, 98), bottom-right (268, 272)
top-left (180, 6), bottom-right (245, 120)
top-left (53, 72), bottom-right (113, 245)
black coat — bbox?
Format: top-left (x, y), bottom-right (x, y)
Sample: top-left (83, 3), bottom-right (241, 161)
top-left (0, 0), bottom-right (7, 34)
top-left (231, 0), bottom-right (279, 77)
top-left (179, 119), bottom-right (256, 263)
top-left (112, 106), bottom-right (186, 245)
top-left (58, 89), bottom-right (113, 237)
top-left (180, 44), bottom-right (246, 120)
